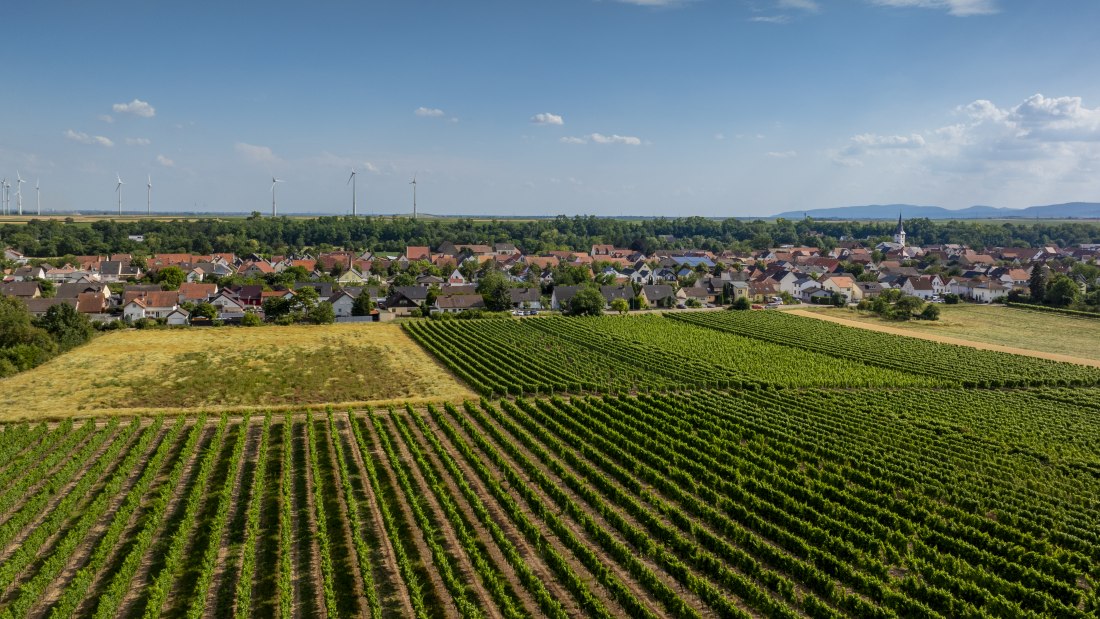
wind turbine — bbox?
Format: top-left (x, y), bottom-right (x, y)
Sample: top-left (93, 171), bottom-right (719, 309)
top-left (147, 175), bottom-right (152, 215)
top-left (115, 173), bottom-right (124, 215)
top-left (409, 172), bottom-right (417, 220)
top-left (271, 177), bottom-right (284, 217)
top-left (35, 179), bottom-right (40, 216)
top-left (15, 172), bottom-right (25, 216)
top-left (1, 178), bottom-right (7, 215)
top-left (347, 169), bottom-right (357, 216)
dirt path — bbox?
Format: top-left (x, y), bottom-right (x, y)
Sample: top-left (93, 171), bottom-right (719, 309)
top-left (381, 413), bottom-right (504, 619)
top-left (338, 414), bottom-right (417, 619)
top-left (404, 410), bottom-right (556, 618)
top-left (788, 309), bottom-right (1100, 368)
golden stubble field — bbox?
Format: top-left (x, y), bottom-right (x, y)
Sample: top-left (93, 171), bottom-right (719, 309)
top-left (0, 323), bottom-right (476, 420)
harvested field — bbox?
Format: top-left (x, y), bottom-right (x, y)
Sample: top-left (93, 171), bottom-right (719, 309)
top-left (0, 323), bottom-right (475, 420)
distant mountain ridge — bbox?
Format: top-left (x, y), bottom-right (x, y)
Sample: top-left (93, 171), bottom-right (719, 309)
top-left (772, 202), bottom-right (1100, 220)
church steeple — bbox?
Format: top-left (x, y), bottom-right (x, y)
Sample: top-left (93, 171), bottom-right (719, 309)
top-left (893, 212), bottom-right (906, 247)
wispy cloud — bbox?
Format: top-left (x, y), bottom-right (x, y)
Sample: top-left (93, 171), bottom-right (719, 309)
top-left (750, 15), bottom-right (790, 23)
top-left (156, 154), bottom-right (175, 167)
top-left (125, 137), bottom-right (151, 146)
top-left (561, 133), bottom-right (643, 145)
top-left (614, 0), bottom-right (693, 6)
top-left (767, 150), bottom-right (798, 158)
top-left (64, 129), bottom-right (113, 147)
top-left (868, 0), bottom-right (998, 16)
top-left (414, 107), bottom-right (446, 118)
top-left (778, 0), bottom-right (819, 12)
top-left (531, 112), bottom-right (564, 126)
top-left (98, 114), bottom-right (114, 124)
top-left (234, 142), bottom-right (282, 164)
top-left (112, 98), bottom-right (156, 118)
top-left (589, 133), bottom-right (642, 145)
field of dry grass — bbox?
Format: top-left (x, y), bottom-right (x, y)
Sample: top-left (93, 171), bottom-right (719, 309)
top-left (0, 323), bottom-right (475, 420)
top-left (793, 303), bottom-right (1100, 363)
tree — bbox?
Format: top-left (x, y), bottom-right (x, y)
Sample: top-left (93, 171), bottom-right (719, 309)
top-left (1029, 266), bottom-right (1048, 302)
top-left (262, 297), bottom-right (293, 320)
top-left (35, 302), bottom-right (93, 352)
top-left (307, 301), bottom-right (336, 324)
top-left (610, 298), bottom-right (629, 314)
top-left (892, 295), bottom-right (925, 320)
top-left (1045, 275), bottom-right (1080, 307)
top-left (567, 286), bottom-right (604, 316)
top-left (478, 269), bottom-right (512, 312)
top-left (292, 287), bottom-right (320, 313)
top-left (241, 312), bottom-right (263, 327)
top-left (730, 297), bottom-right (751, 310)
top-left (919, 304), bottom-right (941, 320)
top-left (156, 265), bottom-right (187, 290)
top-left (192, 302), bottom-right (218, 321)
top-left (352, 293), bottom-right (375, 316)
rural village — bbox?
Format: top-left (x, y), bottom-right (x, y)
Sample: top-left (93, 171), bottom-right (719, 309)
top-left (3, 217), bottom-right (1099, 326)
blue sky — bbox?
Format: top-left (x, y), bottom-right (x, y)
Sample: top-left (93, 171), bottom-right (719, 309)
top-left (3, 0), bottom-right (1100, 217)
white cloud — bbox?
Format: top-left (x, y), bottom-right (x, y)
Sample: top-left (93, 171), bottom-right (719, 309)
top-left (750, 15), bottom-right (790, 23)
top-left (714, 133), bottom-right (726, 140)
top-left (156, 154), bottom-right (175, 167)
top-left (778, 0), bottom-right (819, 12)
top-left (851, 133), bottom-right (927, 149)
top-left (414, 107), bottom-right (446, 117)
top-left (868, 0), bottom-right (997, 16)
top-left (64, 129), bottom-right (114, 147)
top-left (831, 93), bottom-right (1100, 191)
top-left (98, 114), bottom-right (114, 124)
top-left (235, 142), bottom-right (282, 164)
top-left (112, 98), bottom-right (156, 118)
top-left (531, 112), bottom-right (564, 126)
top-left (560, 136), bottom-right (588, 144)
top-left (767, 150), bottom-right (798, 158)
top-left (125, 137), bottom-right (151, 146)
top-left (588, 133), bottom-right (642, 146)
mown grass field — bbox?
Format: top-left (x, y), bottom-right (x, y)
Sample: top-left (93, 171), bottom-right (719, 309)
top-left (794, 303), bottom-right (1100, 363)
top-left (0, 324), bottom-right (475, 420)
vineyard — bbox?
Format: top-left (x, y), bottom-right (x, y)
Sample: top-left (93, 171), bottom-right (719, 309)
top-left (1, 312), bottom-right (1098, 617)
top-left (0, 393), bottom-right (1096, 618)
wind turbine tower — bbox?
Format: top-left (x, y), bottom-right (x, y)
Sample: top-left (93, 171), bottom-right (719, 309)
top-left (1, 178), bottom-right (7, 215)
top-left (347, 169), bottom-right (357, 216)
top-left (16, 173), bottom-right (25, 216)
top-left (271, 177), bottom-right (284, 217)
top-left (147, 175), bottom-right (152, 215)
top-left (115, 173), bottom-right (124, 215)
top-left (410, 173), bottom-right (417, 220)
top-left (36, 179), bottom-right (40, 216)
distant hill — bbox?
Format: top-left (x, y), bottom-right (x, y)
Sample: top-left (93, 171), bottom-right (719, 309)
top-left (772, 202), bottom-right (1100, 220)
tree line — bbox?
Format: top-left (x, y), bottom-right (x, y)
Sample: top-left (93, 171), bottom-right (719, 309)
top-left (3, 215), bottom-right (1100, 258)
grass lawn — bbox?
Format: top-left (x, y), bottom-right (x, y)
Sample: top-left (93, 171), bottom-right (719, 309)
top-left (796, 304), bottom-right (1100, 362)
top-left (0, 323), bottom-right (475, 420)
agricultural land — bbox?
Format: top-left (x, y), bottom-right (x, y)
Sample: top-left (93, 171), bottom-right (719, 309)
top-left (0, 311), bottom-right (1097, 618)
